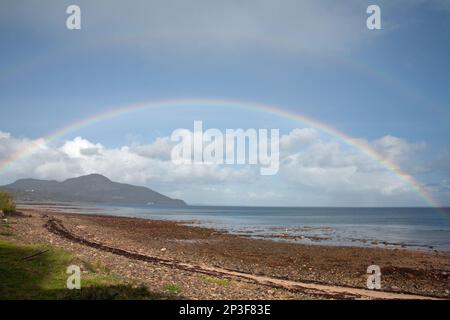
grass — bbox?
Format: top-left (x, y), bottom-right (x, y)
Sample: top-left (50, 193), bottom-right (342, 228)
top-left (201, 276), bottom-right (230, 287)
top-left (0, 241), bottom-right (164, 300)
top-left (0, 224), bottom-right (13, 236)
top-left (162, 283), bottom-right (181, 294)
top-left (0, 191), bottom-right (16, 214)
top-left (82, 259), bottom-right (109, 274)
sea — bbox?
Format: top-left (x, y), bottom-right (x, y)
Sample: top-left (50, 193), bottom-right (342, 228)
top-left (26, 204), bottom-right (450, 252)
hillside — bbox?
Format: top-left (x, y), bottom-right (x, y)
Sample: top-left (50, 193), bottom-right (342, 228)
top-left (0, 174), bottom-right (187, 207)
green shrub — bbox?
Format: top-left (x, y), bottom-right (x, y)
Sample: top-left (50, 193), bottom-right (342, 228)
top-left (0, 191), bottom-right (16, 214)
top-left (162, 283), bottom-right (181, 294)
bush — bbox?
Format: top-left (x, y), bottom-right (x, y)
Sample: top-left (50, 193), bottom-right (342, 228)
top-left (0, 192), bottom-right (16, 214)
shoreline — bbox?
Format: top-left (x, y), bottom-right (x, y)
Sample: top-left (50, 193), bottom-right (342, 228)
top-left (2, 206), bottom-right (450, 299)
top-left (17, 203), bottom-right (450, 253)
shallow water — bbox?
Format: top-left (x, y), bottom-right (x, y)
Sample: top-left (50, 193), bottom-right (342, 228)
top-left (25, 204), bottom-right (450, 252)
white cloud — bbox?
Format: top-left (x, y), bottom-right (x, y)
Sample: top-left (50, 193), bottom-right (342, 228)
top-left (0, 129), bottom-right (447, 206)
top-left (130, 136), bottom-right (174, 160)
top-left (278, 131), bottom-right (405, 195)
top-left (60, 137), bottom-right (103, 158)
top-left (371, 135), bottom-right (426, 164)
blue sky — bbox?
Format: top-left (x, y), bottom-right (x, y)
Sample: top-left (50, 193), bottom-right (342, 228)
top-left (0, 0), bottom-right (449, 206)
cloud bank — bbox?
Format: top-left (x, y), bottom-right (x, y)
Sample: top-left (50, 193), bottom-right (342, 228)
top-left (1, 129), bottom-right (447, 206)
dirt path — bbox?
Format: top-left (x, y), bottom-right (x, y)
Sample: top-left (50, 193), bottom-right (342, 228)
top-left (44, 216), bottom-right (438, 300)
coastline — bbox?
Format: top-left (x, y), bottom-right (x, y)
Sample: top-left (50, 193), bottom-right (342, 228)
top-left (2, 206), bottom-right (449, 299)
top-left (18, 203), bottom-right (450, 252)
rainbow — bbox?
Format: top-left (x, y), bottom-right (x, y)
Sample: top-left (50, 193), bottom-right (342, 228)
top-left (0, 98), bottom-right (442, 208)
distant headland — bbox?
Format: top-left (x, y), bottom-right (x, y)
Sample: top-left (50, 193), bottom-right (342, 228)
top-left (0, 173), bottom-right (187, 207)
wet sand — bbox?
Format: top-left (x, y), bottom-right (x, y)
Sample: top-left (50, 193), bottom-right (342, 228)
top-left (3, 207), bottom-right (450, 299)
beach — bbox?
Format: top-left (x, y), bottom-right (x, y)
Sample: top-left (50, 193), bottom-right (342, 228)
top-left (2, 206), bottom-right (450, 299)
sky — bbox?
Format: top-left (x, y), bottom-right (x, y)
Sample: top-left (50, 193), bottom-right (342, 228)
top-left (0, 0), bottom-right (450, 206)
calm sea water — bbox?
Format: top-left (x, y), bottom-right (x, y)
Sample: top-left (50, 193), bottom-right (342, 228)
top-left (32, 204), bottom-right (450, 252)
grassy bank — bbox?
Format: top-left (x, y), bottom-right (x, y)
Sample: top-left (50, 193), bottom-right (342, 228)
top-left (0, 241), bottom-right (161, 300)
